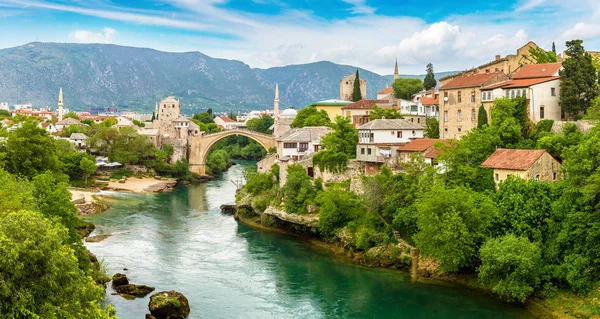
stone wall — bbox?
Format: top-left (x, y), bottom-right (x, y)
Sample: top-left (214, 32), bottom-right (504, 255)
top-left (162, 138), bottom-right (188, 163)
top-left (551, 120), bottom-right (595, 134)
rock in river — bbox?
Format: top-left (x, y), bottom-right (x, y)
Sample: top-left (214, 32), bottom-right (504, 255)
top-left (116, 284), bottom-right (156, 297)
top-left (112, 273), bottom-right (129, 286)
top-left (148, 290), bottom-right (190, 319)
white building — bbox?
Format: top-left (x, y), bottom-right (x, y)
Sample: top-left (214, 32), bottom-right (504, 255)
top-left (214, 115), bottom-right (244, 130)
top-left (69, 133), bottom-right (88, 150)
top-left (13, 103), bottom-right (32, 110)
top-left (276, 126), bottom-right (330, 161)
top-left (481, 62), bottom-right (562, 122)
top-left (0, 102), bottom-right (8, 111)
top-left (356, 118), bottom-right (425, 174)
top-left (55, 117), bottom-right (83, 131)
top-left (39, 122), bottom-right (58, 134)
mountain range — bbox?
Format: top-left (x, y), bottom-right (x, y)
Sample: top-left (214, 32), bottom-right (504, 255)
top-left (0, 42), bottom-right (457, 113)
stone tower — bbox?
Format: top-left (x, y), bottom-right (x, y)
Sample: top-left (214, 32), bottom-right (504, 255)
top-left (394, 58), bottom-right (399, 80)
top-left (340, 74), bottom-right (367, 101)
top-left (157, 96), bottom-right (180, 138)
top-left (58, 87), bottom-right (64, 122)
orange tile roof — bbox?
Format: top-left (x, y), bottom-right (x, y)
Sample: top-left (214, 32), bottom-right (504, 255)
top-left (378, 87), bottom-right (394, 94)
top-left (440, 73), bottom-right (498, 90)
top-left (513, 62), bottom-right (562, 79)
top-left (342, 99), bottom-right (390, 110)
top-left (399, 138), bottom-right (442, 152)
top-left (482, 77), bottom-right (559, 90)
top-left (217, 116), bottom-right (236, 123)
top-left (420, 96), bottom-right (439, 105)
top-left (481, 148), bottom-right (547, 170)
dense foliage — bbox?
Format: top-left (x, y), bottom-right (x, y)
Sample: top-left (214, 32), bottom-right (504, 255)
top-left (393, 78), bottom-right (423, 100)
top-left (291, 107), bottom-right (331, 128)
top-left (313, 116), bottom-right (357, 173)
top-left (559, 40), bottom-right (598, 118)
top-left (477, 104), bottom-right (488, 128)
top-left (368, 106), bottom-right (402, 120)
top-left (425, 118), bottom-right (439, 138)
top-left (246, 115), bottom-right (274, 133)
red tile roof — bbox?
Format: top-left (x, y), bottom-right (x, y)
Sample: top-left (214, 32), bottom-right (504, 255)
top-left (342, 99), bottom-right (390, 110)
top-left (440, 73), bottom-right (498, 90)
top-left (378, 87), bottom-right (394, 94)
top-left (399, 138), bottom-right (442, 152)
top-left (482, 77), bottom-right (560, 90)
top-left (420, 96), bottom-right (439, 105)
top-left (481, 149), bottom-right (547, 170)
top-left (217, 116), bottom-right (236, 123)
top-left (513, 62), bottom-right (562, 79)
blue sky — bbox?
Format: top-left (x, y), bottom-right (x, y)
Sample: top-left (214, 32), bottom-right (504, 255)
top-left (1, 0), bottom-right (599, 74)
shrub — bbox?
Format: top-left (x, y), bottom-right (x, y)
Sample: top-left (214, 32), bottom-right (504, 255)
top-left (317, 188), bottom-right (361, 237)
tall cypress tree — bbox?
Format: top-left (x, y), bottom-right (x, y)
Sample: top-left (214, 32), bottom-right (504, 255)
top-left (552, 42), bottom-right (556, 54)
top-left (477, 104), bottom-right (488, 128)
top-left (351, 70), bottom-right (363, 102)
top-left (423, 63), bottom-right (437, 91)
top-left (559, 40), bottom-right (598, 118)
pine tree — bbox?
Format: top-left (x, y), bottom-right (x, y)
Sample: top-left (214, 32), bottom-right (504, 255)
top-left (559, 40), bottom-right (599, 118)
top-left (423, 63), bottom-right (437, 91)
top-left (151, 112), bottom-right (155, 121)
top-left (552, 42), bottom-right (556, 54)
top-left (351, 70), bottom-right (363, 102)
top-left (477, 104), bottom-right (488, 128)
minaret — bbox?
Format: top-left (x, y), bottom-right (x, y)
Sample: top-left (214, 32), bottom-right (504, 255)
top-left (274, 83), bottom-right (280, 116)
top-left (58, 87), bottom-right (64, 122)
top-left (394, 58), bottom-right (399, 80)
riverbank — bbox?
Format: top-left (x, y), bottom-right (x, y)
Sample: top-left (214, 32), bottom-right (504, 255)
top-left (106, 177), bottom-right (178, 193)
top-left (231, 205), bottom-right (563, 319)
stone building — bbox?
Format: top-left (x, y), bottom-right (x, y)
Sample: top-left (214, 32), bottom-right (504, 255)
top-left (155, 96), bottom-right (180, 139)
top-left (341, 99), bottom-right (393, 127)
top-left (276, 126), bottom-right (330, 162)
top-left (481, 148), bottom-right (562, 186)
top-left (480, 62), bottom-right (563, 122)
top-left (439, 72), bottom-right (509, 139)
top-left (152, 96), bottom-right (201, 163)
top-left (340, 73), bottom-right (366, 101)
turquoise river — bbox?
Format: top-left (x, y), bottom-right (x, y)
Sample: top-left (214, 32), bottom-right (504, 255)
top-left (85, 161), bottom-right (535, 319)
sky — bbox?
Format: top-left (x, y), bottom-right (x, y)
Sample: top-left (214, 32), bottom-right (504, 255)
top-left (1, 0), bottom-right (600, 74)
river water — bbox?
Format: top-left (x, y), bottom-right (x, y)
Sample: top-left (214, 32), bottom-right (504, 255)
top-left (85, 161), bottom-right (533, 319)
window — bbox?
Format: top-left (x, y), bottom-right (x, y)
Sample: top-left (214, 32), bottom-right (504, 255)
top-left (522, 89), bottom-right (527, 97)
top-left (511, 90), bottom-right (515, 98)
top-left (444, 92), bottom-right (448, 100)
top-left (361, 148), bottom-right (365, 155)
top-left (495, 173), bottom-right (499, 181)
top-left (457, 110), bottom-right (462, 122)
top-left (505, 90), bottom-right (509, 98)
top-left (516, 90), bottom-right (521, 97)
top-left (299, 142), bottom-right (308, 152)
top-left (391, 131), bottom-right (394, 135)
top-left (397, 131), bottom-right (402, 138)
top-left (444, 111), bottom-right (448, 122)
top-left (551, 87), bottom-right (556, 96)
top-left (535, 174), bottom-right (540, 181)
top-left (553, 172), bottom-right (557, 180)
top-left (444, 128), bottom-right (448, 132)
top-left (412, 130), bottom-right (416, 136)
top-left (471, 109), bottom-right (476, 121)
top-left (283, 142), bottom-right (297, 149)
top-left (458, 91), bottom-right (462, 103)
top-left (540, 106), bottom-right (545, 119)
top-left (417, 118), bottom-right (421, 124)
top-left (458, 128), bottom-right (462, 132)
top-left (367, 148), bottom-right (372, 155)
top-left (471, 91), bottom-right (475, 102)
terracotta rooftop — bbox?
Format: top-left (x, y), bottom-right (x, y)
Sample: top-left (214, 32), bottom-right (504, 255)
top-left (399, 139), bottom-right (444, 152)
top-left (481, 77), bottom-right (560, 90)
top-left (420, 96), bottom-right (439, 105)
top-left (481, 148), bottom-right (547, 170)
top-left (342, 99), bottom-right (390, 110)
top-left (217, 116), bottom-right (237, 123)
top-left (378, 87), bottom-right (394, 94)
top-left (513, 62), bottom-right (562, 79)
top-left (440, 73), bottom-right (498, 90)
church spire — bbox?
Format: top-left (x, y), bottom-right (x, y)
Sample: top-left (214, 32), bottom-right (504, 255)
top-left (274, 83), bottom-right (280, 116)
top-left (58, 87), bottom-right (64, 122)
top-left (394, 58), bottom-right (399, 80)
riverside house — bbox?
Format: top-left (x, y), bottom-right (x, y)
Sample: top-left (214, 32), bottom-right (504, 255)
top-left (481, 148), bottom-right (562, 186)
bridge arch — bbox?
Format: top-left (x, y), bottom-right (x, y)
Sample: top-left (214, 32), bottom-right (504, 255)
top-left (189, 129), bottom-right (275, 175)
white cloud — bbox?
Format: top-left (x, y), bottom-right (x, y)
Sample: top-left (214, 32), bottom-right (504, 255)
top-left (562, 22), bottom-right (600, 41)
top-left (69, 27), bottom-right (118, 43)
top-left (340, 0), bottom-right (375, 15)
top-left (514, 0), bottom-right (547, 11)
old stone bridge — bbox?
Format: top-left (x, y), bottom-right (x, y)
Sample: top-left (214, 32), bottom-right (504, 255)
top-left (189, 129), bottom-right (275, 175)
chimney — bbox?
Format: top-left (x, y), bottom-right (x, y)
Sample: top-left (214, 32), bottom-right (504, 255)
top-left (495, 55), bottom-right (501, 61)
top-left (431, 88), bottom-right (435, 97)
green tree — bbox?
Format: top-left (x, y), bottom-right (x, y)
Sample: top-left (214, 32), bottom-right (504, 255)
top-left (246, 115), bottom-right (274, 133)
top-left (0, 210), bottom-right (116, 318)
top-left (423, 63), bottom-right (437, 91)
top-left (559, 40), bottom-right (598, 118)
top-left (317, 188), bottom-right (362, 237)
top-left (132, 120), bottom-right (145, 128)
top-left (368, 106), bottom-right (402, 120)
top-left (425, 117), bottom-right (439, 138)
top-left (414, 185), bottom-right (496, 272)
top-left (282, 164), bottom-right (315, 215)
top-left (393, 78), bottom-right (423, 100)
top-left (3, 122), bottom-right (61, 179)
top-left (351, 70), bottom-right (363, 102)
top-left (478, 234), bottom-right (542, 302)
top-left (193, 112), bottom-right (214, 124)
top-left (477, 104), bottom-right (488, 128)
top-left (206, 149), bottom-right (230, 175)
top-left (79, 157), bottom-right (96, 186)
top-left (552, 42), bottom-right (556, 54)
top-left (522, 46), bottom-right (557, 64)
top-left (313, 116), bottom-right (358, 172)
top-left (64, 111), bottom-right (80, 120)
top-left (291, 107), bottom-right (331, 128)
top-left (228, 113), bottom-right (237, 121)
